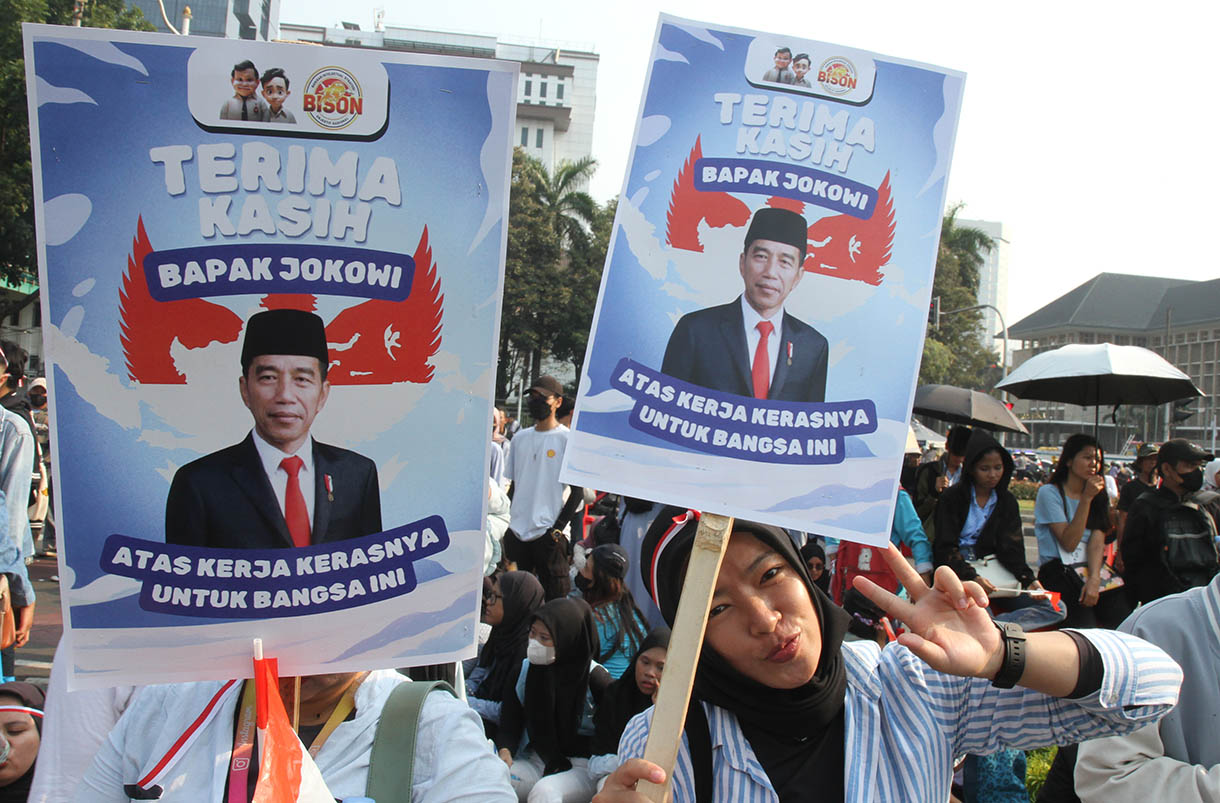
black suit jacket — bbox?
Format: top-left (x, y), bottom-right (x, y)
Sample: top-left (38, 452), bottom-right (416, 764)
top-left (661, 297), bottom-right (829, 402)
top-left (165, 433), bottom-right (383, 549)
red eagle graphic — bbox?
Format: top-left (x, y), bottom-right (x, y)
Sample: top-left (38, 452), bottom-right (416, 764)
top-left (324, 226), bottom-right (444, 385)
top-left (665, 136), bottom-right (751, 252)
top-left (118, 221), bottom-right (443, 386)
top-left (803, 171), bottom-right (895, 286)
top-left (119, 217), bottom-right (244, 383)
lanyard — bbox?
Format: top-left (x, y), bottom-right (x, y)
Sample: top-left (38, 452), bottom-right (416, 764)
top-left (306, 683), bottom-right (358, 758)
top-left (228, 678), bottom-right (360, 802)
top-left (228, 682), bottom-right (257, 803)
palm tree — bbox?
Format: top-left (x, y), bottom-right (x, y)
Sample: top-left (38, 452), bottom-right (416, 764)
top-left (523, 155), bottom-right (598, 250)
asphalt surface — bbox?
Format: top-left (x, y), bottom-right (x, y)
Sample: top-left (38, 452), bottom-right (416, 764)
top-left (19, 554), bottom-right (61, 683)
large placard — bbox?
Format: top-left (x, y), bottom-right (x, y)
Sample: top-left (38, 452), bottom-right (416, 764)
top-left (563, 16), bottom-right (964, 544)
top-left (24, 25), bottom-right (515, 687)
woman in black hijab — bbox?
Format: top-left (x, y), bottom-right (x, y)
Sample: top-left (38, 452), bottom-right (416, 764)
top-left (0, 681), bottom-right (44, 802)
top-left (798, 541), bottom-right (830, 594)
top-left (496, 596), bottom-right (612, 801)
top-left (591, 626), bottom-right (670, 761)
top-left (595, 508), bottom-right (1174, 803)
top-left (469, 571), bottom-right (544, 737)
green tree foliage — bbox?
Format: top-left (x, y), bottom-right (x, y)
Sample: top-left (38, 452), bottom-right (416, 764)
top-left (496, 149), bottom-right (612, 400)
top-left (919, 206), bottom-right (999, 389)
top-left (0, 0), bottom-right (152, 285)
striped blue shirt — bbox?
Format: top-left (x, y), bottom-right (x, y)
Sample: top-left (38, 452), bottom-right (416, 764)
top-left (618, 629), bottom-right (1182, 802)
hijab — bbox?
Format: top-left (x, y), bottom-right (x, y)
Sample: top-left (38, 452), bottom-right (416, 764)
top-left (524, 597), bottom-right (599, 774)
top-left (799, 540), bottom-right (831, 594)
top-left (641, 509), bottom-right (852, 800)
top-left (0, 682), bottom-right (43, 802)
top-left (476, 572), bottom-right (544, 706)
top-left (592, 625), bottom-right (671, 755)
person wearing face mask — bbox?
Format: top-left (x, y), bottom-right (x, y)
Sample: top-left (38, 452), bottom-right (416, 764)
top-left (595, 509), bottom-right (1183, 803)
top-left (495, 597), bottom-right (612, 802)
top-left (469, 572), bottom-right (546, 738)
top-left (1121, 438), bottom-right (1220, 605)
top-left (0, 681), bottom-right (43, 802)
top-left (574, 544), bottom-right (648, 679)
top-left (504, 376), bottom-right (584, 600)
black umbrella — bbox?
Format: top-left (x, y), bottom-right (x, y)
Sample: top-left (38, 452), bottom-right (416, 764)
top-left (913, 384), bottom-right (1028, 434)
top-left (995, 343), bottom-right (1204, 435)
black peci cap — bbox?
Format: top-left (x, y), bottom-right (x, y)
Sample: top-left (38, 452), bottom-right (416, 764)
top-left (744, 208), bottom-right (809, 261)
top-left (240, 309), bottom-right (329, 378)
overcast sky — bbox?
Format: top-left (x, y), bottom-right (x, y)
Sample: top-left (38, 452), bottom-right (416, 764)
top-left (288, 0), bottom-right (1220, 325)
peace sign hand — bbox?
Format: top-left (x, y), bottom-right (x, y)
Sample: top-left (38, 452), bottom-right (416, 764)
top-left (852, 545), bottom-right (1004, 680)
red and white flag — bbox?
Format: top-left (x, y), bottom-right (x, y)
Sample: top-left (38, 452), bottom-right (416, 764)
top-left (251, 656), bottom-right (334, 803)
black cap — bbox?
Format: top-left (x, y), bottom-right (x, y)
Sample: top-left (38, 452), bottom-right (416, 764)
top-left (1135, 443), bottom-right (1159, 459)
top-left (1157, 438), bottom-right (1214, 467)
top-left (240, 309), bottom-right (329, 378)
top-left (530, 375), bottom-right (564, 398)
top-left (591, 543), bottom-right (629, 579)
top-left (744, 207), bottom-right (808, 261)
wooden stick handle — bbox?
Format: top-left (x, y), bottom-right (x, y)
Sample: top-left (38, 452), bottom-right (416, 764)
top-left (638, 513), bottom-right (733, 802)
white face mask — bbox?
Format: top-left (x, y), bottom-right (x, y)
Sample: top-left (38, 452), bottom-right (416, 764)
top-left (526, 638), bottom-right (556, 666)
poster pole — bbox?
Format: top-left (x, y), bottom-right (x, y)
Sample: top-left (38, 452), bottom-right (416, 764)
top-left (638, 513), bottom-right (733, 802)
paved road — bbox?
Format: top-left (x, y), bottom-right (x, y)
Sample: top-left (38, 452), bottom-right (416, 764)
top-left (18, 554), bottom-right (61, 683)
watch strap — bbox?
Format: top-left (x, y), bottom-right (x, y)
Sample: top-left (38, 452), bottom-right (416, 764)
top-left (990, 621), bottom-right (1027, 689)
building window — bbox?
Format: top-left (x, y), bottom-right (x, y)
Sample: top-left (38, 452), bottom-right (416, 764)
top-left (557, 82), bottom-right (564, 99)
top-left (524, 80), bottom-right (531, 97)
top-left (540, 82), bottom-right (547, 98)
top-left (536, 128), bottom-right (544, 148)
top-left (521, 127), bottom-right (528, 147)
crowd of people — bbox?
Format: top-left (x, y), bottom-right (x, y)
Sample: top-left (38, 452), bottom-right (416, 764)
top-left (6, 372), bottom-right (1220, 802)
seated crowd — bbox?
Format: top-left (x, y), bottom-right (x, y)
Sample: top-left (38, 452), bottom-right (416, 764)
top-left (19, 418), bottom-right (1220, 802)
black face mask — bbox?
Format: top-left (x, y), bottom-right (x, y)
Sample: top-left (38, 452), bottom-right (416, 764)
top-left (528, 396), bottom-right (553, 421)
top-left (1180, 468), bottom-right (1205, 493)
top-left (573, 573), bottom-right (592, 593)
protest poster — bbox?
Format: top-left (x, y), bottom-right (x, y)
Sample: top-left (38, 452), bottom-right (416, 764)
top-left (23, 24), bottom-right (515, 687)
top-left (563, 16), bottom-right (965, 545)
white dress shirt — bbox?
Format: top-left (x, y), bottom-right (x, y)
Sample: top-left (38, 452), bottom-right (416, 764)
top-left (740, 295), bottom-right (782, 388)
top-left (250, 429), bottom-right (315, 525)
top-left (76, 670), bottom-right (516, 802)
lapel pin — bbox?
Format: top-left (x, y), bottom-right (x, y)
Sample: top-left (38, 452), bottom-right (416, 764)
top-left (324, 474), bottom-right (334, 502)
top-left (787, 341), bottom-right (793, 366)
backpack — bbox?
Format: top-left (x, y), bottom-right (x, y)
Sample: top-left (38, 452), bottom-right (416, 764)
top-left (1156, 499), bottom-right (1220, 591)
top-left (832, 540), bottom-right (900, 605)
top-left (366, 679), bottom-right (456, 801)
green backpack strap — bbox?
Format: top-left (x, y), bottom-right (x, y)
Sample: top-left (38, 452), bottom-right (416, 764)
top-left (366, 679), bottom-right (457, 802)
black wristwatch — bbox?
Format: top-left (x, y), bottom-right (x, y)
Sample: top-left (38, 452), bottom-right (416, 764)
top-left (990, 621), bottom-right (1027, 689)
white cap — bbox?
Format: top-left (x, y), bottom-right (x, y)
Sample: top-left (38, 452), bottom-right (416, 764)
top-left (905, 426), bottom-right (920, 455)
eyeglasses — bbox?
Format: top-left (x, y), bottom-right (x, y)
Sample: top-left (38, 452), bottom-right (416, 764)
top-left (482, 592), bottom-right (502, 607)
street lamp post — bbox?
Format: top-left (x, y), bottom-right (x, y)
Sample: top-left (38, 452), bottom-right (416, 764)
top-left (936, 300), bottom-right (1011, 443)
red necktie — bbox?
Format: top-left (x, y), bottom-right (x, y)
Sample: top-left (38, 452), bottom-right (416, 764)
top-left (752, 320), bottom-right (774, 399)
top-left (280, 456), bottom-right (311, 548)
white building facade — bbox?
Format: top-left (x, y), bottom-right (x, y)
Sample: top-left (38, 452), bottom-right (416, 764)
top-left (958, 218), bottom-right (1010, 360)
top-left (278, 22), bottom-right (598, 175)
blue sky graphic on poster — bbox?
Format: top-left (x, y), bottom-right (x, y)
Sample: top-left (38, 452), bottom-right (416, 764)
top-left (24, 26), bottom-right (514, 687)
top-left (562, 16), bottom-right (964, 543)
